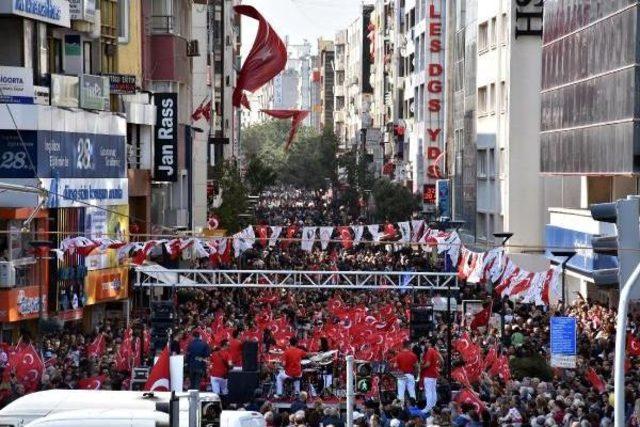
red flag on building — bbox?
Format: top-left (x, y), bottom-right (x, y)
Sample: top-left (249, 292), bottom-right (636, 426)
top-left (86, 334), bottom-right (105, 358)
top-left (233, 6), bottom-right (287, 108)
top-left (469, 301), bottom-right (492, 330)
top-left (78, 374), bottom-right (107, 390)
top-left (585, 368), bottom-right (606, 394)
top-left (261, 109), bottom-right (310, 150)
top-left (455, 388), bottom-right (486, 414)
top-left (144, 346), bottom-right (171, 392)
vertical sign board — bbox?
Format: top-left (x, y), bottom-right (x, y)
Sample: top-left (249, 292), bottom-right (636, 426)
top-left (436, 179), bottom-right (450, 218)
top-left (425, 0), bottom-right (446, 205)
top-left (550, 316), bottom-right (577, 368)
top-left (154, 93), bottom-right (178, 182)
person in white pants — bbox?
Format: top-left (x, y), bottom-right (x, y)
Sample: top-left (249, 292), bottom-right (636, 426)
top-left (209, 340), bottom-right (231, 396)
top-left (420, 341), bottom-right (443, 413)
top-left (274, 337), bottom-right (307, 398)
top-left (210, 376), bottom-right (228, 395)
top-left (276, 369), bottom-right (301, 396)
top-left (393, 341), bottom-right (419, 402)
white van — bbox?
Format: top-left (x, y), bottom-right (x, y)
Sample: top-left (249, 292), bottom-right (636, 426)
top-left (0, 389), bottom-right (222, 427)
top-left (23, 409), bottom-right (169, 427)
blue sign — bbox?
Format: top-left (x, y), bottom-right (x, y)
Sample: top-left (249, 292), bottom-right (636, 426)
top-left (436, 179), bottom-right (450, 218)
top-left (545, 225), bottom-right (617, 274)
top-left (0, 130), bottom-right (125, 179)
top-left (550, 316), bottom-right (577, 355)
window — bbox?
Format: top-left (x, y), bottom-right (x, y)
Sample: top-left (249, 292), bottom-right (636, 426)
top-left (477, 149), bottom-right (487, 177)
top-left (490, 17), bottom-right (497, 48)
top-left (477, 86), bottom-right (487, 115)
top-left (488, 148), bottom-right (495, 176)
top-left (118, 0), bottom-right (130, 43)
top-left (489, 83), bottom-right (496, 113)
top-left (476, 213), bottom-right (487, 240)
top-left (500, 13), bottom-right (508, 44)
top-left (49, 37), bottom-right (63, 74)
top-left (478, 22), bottom-right (488, 52)
top-left (488, 214), bottom-right (495, 240)
top-left (101, 0), bottom-right (118, 72)
top-left (500, 81), bottom-right (507, 111)
top-left (83, 42), bottom-right (92, 74)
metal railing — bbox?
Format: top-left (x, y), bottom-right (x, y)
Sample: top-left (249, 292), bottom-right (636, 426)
top-left (135, 268), bottom-right (459, 291)
top-left (151, 15), bottom-right (176, 33)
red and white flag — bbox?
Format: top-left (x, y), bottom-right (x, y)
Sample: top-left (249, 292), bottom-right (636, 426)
top-left (469, 302), bottom-right (492, 330)
top-left (628, 333), bottom-right (640, 357)
top-left (78, 374), bottom-right (107, 390)
top-left (86, 334), bottom-right (105, 358)
top-left (585, 367), bottom-right (606, 394)
top-left (455, 388), bottom-right (486, 413)
top-left (144, 346), bottom-right (171, 392)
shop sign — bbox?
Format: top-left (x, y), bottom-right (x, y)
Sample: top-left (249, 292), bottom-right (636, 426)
top-left (423, 184), bottom-right (436, 205)
top-left (425, 0), bottom-right (445, 186)
top-left (34, 85), bottom-right (50, 105)
top-left (44, 177), bottom-right (128, 208)
top-left (80, 74), bottom-right (110, 111)
top-left (154, 93), bottom-right (178, 182)
top-left (84, 267), bottom-right (128, 305)
top-left (104, 74), bottom-right (137, 95)
top-left (0, 130), bottom-right (126, 179)
top-left (69, 0), bottom-right (95, 22)
top-left (85, 205), bottom-right (129, 270)
top-left (51, 74), bottom-right (79, 108)
top-left (0, 66), bottom-right (34, 104)
top-left (0, 285), bottom-right (47, 322)
top-left (0, 0), bottom-right (71, 27)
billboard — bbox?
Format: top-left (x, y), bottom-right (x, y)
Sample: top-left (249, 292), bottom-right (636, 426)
top-left (85, 205), bottom-right (130, 270)
top-left (153, 93), bottom-right (178, 182)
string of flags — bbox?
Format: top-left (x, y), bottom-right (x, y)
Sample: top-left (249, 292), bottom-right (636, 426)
top-left (56, 219), bottom-right (562, 306)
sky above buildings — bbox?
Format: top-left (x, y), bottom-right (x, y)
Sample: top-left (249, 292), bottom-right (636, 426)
top-left (240, 0), bottom-right (365, 56)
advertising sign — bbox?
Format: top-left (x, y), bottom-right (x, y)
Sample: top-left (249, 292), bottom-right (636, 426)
top-left (425, 0), bottom-right (446, 188)
top-left (34, 85), bottom-right (50, 105)
top-left (550, 316), bottom-right (577, 368)
top-left (0, 130), bottom-right (37, 178)
top-left (80, 75), bottom-right (110, 110)
top-left (85, 205), bottom-right (129, 270)
top-left (0, 285), bottom-right (47, 322)
top-left (51, 74), bottom-right (79, 108)
top-left (104, 74), bottom-right (137, 95)
top-left (423, 184), bottom-right (436, 205)
top-left (0, 66), bottom-right (34, 104)
top-left (436, 179), bottom-right (450, 217)
top-left (44, 177), bottom-right (128, 208)
top-left (69, 0), bottom-right (95, 21)
top-left (84, 267), bottom-right (128, 305)
top-left (0, 0), bottom-right (71, 27)
top-left (154, 93), bottom-right (178, 182)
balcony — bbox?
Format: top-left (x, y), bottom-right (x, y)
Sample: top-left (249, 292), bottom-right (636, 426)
top-left (152, 15), bottom-right (176, 34)
top-left (150, 31), bottom-right (189, 82)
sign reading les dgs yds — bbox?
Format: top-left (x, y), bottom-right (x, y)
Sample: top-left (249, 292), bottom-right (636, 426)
top-left (154, 93), bottom-right (178, 182)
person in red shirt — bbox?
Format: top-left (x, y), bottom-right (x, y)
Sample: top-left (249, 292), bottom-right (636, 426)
top-left (393, 340), bottom-right (418, 402)
top-left (275, 337), bottom-right (308, 397)
top-left (209, 340), bottom-right (231, 395)
top-left (228, 330), bottom-right (243, 368)
top-left (420, 339), bottom-right (443, 412)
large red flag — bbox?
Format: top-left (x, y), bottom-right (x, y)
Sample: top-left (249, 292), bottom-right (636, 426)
top-left (585, 367), bottom-right (606, 394)
top-left (78, 374), bottom-right (107, 390)
top-left (144, 346), bottom-right (171, 392)
top-left (628, 333), bottom-right (640, 357)
top-left (10, 343), bottom-right (44, 392)
top-left (261, 109), bottom-right (310, 150)
top-left (338, 226), bottom-right (353, 249)
top-left (469, 302), bottom-right (492, 330)
top-left (86, 334), bottom-right (105, 358)
top-left (455, 388), bottom-right (486, 414)
top-left (233, 6), bottom-right (287, 108)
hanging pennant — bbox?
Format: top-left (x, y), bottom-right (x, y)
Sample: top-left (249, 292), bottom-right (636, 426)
top-left (301, 227), bottom-right (317, 252)
top-left (319, 226), bottom-right (334, 250)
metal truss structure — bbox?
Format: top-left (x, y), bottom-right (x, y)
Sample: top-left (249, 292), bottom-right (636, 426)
top-left (134, 266), bottom-right (459, 291)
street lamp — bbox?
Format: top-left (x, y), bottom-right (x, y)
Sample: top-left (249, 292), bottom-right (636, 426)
top-left (493, 232), bottom-right (514, 347)
top-left (550, 250), bottom-right (577, 314)
top-left (29, 240), bottom-right (53, 350)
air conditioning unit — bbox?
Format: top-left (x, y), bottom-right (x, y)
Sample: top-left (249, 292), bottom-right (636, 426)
top-left (0, 261), bottom-right (16, 288)
top-left (187, 40), bottom-right (200, 57)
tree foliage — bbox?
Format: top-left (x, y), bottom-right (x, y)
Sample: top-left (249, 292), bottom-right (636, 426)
top-left (211, 160), bottom-right (249, 233)
top-left (244, 156), bottom-right (277, 195)
top-left (336, 150), bottom-right (376, 219)
top-left (371, 178), bottom-right (421, 222)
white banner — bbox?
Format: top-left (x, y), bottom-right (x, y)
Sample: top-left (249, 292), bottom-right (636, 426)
top-left (319, 226), bottom-right (334, 250)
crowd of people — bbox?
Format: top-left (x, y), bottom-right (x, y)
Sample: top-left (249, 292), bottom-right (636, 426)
top-left (1, 186), bottom-right (640, 427)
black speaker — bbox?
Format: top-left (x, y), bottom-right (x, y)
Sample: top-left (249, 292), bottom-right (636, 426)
top-left (242, 341), bottom-right (259, 372)
top-left (151, 301), bottom-right (174, 320)
top-left (410, 305), bottom-right (433, 340)
top-left (227, 371), bottom-right (260, 405)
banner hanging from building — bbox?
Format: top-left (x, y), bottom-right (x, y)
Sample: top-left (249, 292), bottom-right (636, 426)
top-left (85, 205), bottom-right (130, 270)
top-left (84, 267), bottom-right (129, 305)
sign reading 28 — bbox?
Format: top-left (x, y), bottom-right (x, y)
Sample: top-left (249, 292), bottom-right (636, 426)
top-left (0, 151), bottom-right (30, 170)
top-left (76, 137), bottom-right (94, 170)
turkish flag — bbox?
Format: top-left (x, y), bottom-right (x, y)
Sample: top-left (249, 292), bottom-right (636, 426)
top-left (455, 388), bottom-right (486, 413)
top-left (382, 222), bottom-right (397, 240)
top-left (261, 109), bottom-right (310, 150)
top-left (144, 346), bottom-right (171, 392)
top-left (469, 302), bottom-right (492, 330)
top-left (585, 367), bottom-right (606, 394)
top-left (628, 333), bottom-right (640, 357)
top-left (86, 334), bottom-right (105, 358)
top-left (233, 6), bottom-right (287, 108)
top-left (132, 240), bottom-right (160, 265)
top-left (453, 333), bottom-right (481, 363)
top-left (257, 225), bottom-right (269, 247)
top-left (78, 374), bottom-right (107, 390)
top-left (282, 225), bottom-right (298, 250)
top-left (483, 347), bottom-right (497, 370)
top-left (488, 355), bottom-right (511, 383)
top-left (10, 343), bottom-right (44, 392)
top-left (339, 226), bottom-right (353, 250)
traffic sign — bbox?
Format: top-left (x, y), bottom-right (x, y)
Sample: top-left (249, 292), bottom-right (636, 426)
top-left (550, 316), bottom-right (577, 368)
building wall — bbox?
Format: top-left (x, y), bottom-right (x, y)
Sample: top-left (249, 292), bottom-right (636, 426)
top-left (117, 0), bottom-right (142, 79)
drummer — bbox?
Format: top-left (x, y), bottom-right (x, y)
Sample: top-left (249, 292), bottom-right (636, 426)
top-left (319, 337), bottom-right (334, 394)
top-left (274, 337), bottom-right (308, 398)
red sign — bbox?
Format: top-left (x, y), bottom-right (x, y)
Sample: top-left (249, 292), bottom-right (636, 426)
top-left (423, 184), bottom-right (437, 205)
top-left (427, 147), bottom-right (441, 160)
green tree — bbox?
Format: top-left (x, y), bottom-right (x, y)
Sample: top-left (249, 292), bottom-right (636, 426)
top-left (371, 178), bottom-right (421, 222)
top-left (337, 150), bottom-right (376, 218)
top-left (245, 156), bottom-right (277, 195)
top-left (211, 160), bottom-right (249, 233)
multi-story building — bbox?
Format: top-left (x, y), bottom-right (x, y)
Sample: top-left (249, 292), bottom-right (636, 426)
top-left (445, 0), bottom-right (547, 267)
top-left (309, 56), bottom-right (323, 132)
top-left (318, 39), bottom-right (335, 130)
top-left (540, 1), bottom-right (640, 303)
top-left (333, 31), bottom-right (348, 145)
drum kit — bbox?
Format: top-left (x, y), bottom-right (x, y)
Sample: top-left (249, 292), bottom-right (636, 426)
top-left (266, 350), bottom-right (338, 398)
